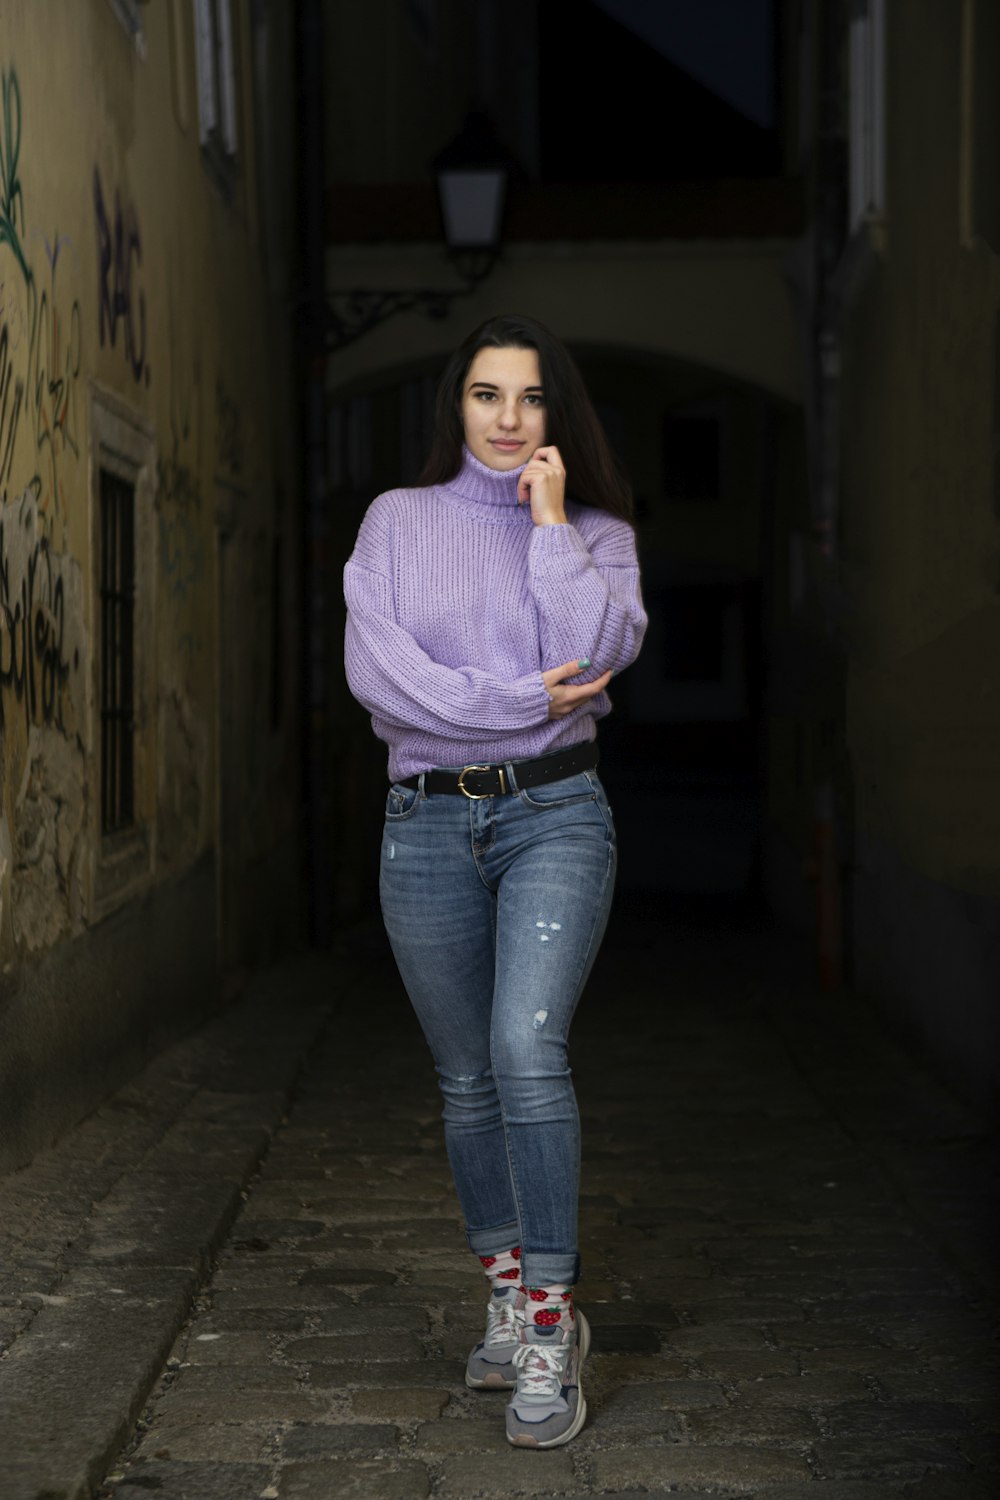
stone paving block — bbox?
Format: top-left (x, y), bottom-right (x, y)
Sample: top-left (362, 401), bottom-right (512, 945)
top-left (754, 1484), bottom-right (913, 1499)
top-left (357, 1280), bottom-right (473, 1304)
top-left (284, 1332), bottom-right (424, 1362)
top-left (590, 1323), bottom-right (664, 1354)
top-left (586, 1300), bottom-right (681, 1328)
top-left (593, 1378), bottom-right (727, 1411)
top-left (305, 1360), bottom-right (462, 1389)
top-left (587, 1442), bottom-right (812, 1489)
top-left (211, 1263), bottom-right (317, 1289)
top-left (133, 1420), bottom-right (275, 1462)
top-left (111, 1459), bottom-right (273, 1498)
top-left (199, 1307), bottom-right (309, 1333)
top-left (684, 1404), bottom-right (820, 1444)
top-left (313, 1304), bottom-right (430, 1334)
top-left (799, 1346), bottom-right (945, 1375)
top-left (667, 1323), bottom-right (771, 1353)
top-left (299, 1267), bottom-right (399, 1286)
top-left (697, 1351), bottom-right (800, 1380)
top-left (181, 1331), bottom-right (278, 1364)
top-left (734, 1372), bottom-right (872, 1406)
top-left (233, 1219), bottom-right (328, 1242)
top-left (681, 1296), bottom-right (805, 1323)
top-left (434, 1448), bottom-right (576, 1495)
top-left (584, 1384), bottom-right (687, 1436)
top-left (278, 1458), bottom-right (432, 1499)
top-left (155, 1388), bottom-right (324, 1424)
top-left (900, 1473), bottom-right (1000, 1497)
top-left (414, 1418), bottom-right (508, 1452)
top-left (586, 1353), bottom-right (689, 1383)
top-left (172, 1365), bottom-right (302, 1394)
top-left (210, 1286), bottom-right (350, 1308)
top-left (770, 1321), bottom-right (891, 1347)
top-left (279, 1421), bottom-right (400, 1457)
top-left (351, 1388), bottom-right (450, 1421)
top-left (811, 1435), bottom-right (968, 1480)
top-left (826, 1399), bottom-right (975, 1439)
top-left (878, 1368), bottom-right (1000, 1403)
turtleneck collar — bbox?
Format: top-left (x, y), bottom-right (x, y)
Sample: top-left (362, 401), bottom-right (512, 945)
top-left (443, 445), bottom-right (529, 514)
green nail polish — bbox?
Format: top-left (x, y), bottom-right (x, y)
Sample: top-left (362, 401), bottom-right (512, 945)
top-left (577, 657), bottom-right (591, 669)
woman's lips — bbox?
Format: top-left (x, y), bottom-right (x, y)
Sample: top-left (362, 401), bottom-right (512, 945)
top-left (490, 439), bottom-right (523, 451)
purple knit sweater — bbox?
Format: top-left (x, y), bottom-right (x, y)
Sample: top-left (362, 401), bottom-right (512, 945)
top-left (343, 446), bottom-right (647, 781)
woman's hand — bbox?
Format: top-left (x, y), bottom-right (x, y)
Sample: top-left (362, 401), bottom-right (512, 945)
top-left (517, 445), bottom-right (567, 525)
top-left (542, 660), bottom-right (612, 719)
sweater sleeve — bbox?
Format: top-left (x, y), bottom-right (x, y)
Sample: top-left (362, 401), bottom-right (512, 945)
top-left (343, 505), bottom-right (552, 736)
top-left (527, 517), bottom-right (647, 674)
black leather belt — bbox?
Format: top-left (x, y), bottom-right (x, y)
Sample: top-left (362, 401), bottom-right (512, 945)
top-left (398, 742), bottom-right (599, 799)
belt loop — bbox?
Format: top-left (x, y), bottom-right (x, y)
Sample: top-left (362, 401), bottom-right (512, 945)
top-left (504, 760), bottom-right (518, 793)
top-left (418, 771), bottom-right (426, 799)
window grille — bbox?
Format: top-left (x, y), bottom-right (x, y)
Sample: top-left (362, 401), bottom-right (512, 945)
top-left (100, 468), bottom-right (136, 835)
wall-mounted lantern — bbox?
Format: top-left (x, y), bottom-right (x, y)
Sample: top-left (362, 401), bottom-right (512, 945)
top-left (326, 112), bottom-right (512, 353)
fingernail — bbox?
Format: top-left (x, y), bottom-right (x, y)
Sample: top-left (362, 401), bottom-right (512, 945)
top-left (577, 658), bottom-right (591, 669)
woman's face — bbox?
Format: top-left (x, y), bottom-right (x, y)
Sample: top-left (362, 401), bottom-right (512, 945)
top-left (461, 345), bottom-right (546, 470)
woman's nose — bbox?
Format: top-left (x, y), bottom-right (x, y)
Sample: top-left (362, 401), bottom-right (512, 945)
top-left (497, 400), bottom-right (519, 428)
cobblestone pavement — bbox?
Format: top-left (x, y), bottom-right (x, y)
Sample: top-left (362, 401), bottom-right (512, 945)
top-left (83, 910), bottom-right (996, 1499)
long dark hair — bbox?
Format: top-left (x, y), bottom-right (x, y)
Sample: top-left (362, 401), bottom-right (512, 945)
top-left (419, 313), bottom-right (635, 525)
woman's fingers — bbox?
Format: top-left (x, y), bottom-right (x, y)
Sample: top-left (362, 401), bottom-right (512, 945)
top-left (544, 667), bottom-right (613, 719)
top-left (542, 658), bottom-right (595, 691)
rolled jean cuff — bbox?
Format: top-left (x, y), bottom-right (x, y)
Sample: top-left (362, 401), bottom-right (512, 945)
top-left (466, 1220), bottom-right (522, 1258)
top-left (521, 1251), bottom-right (581, 1288)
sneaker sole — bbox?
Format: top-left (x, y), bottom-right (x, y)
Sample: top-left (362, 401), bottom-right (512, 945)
top-left (507, 1309), bottom-right (591, 1449)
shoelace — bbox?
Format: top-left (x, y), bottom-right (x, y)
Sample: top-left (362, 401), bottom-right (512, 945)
top-left (484, 1297), bottom-right (521, 1348)
top-left (512, 1339), bottom-right (567, 1397)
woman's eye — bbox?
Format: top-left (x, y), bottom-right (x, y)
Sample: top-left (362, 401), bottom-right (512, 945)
top-left (524, 394), bottom-right (545, 406)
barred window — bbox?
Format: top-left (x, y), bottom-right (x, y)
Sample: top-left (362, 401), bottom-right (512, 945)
top-left (100, 468), bottom-right (136, 835)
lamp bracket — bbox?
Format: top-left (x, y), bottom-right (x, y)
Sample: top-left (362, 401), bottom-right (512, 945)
top-left (325, 251), bottom-right (497, 353)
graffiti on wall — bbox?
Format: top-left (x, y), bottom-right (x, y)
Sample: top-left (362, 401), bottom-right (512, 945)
top-left (1, 69), bottom-right (83, 522)
top-left (2, 63), bottom-right (89, 948)
top-left (0, 480), bottom-right (81, 734)
top-left (94, 165), bottom-right (149, 387)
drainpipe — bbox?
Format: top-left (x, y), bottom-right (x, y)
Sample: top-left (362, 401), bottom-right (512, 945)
top-left (298, 0), bottom-right (331, 945)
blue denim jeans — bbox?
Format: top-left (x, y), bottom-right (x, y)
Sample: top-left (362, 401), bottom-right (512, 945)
top-left (379, 762), bottom-right (616, 1288)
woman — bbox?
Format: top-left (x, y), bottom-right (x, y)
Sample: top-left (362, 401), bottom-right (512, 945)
top-left (343, 313), bottom-right (646, 1448)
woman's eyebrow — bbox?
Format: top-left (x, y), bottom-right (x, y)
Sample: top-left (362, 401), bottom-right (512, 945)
top-left (468, 381), bottom-right (545, 393)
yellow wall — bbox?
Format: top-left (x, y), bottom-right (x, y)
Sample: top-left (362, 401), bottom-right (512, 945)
top-left (0, 0), bottom-right (299, 960)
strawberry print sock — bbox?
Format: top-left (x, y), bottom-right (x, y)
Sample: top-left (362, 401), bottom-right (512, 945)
top-left (521, 1281), bottom-right (575, 1329)
top-left (478, 1246), bottom-right (522, 1289)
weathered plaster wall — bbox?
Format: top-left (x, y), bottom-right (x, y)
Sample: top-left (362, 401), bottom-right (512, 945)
top-left (0, 0), bottom-right (302, 1166)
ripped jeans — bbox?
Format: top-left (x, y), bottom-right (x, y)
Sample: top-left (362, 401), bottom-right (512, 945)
top-left (379, 764), bottom-right (616, 1288)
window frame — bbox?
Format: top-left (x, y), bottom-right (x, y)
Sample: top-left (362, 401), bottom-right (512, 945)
top-left (89, 392), bottom-right (157, 918)
top-left (847, 0), bottom-right (886, 237)
top-left (193, 0), bottom-right (240, 186)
